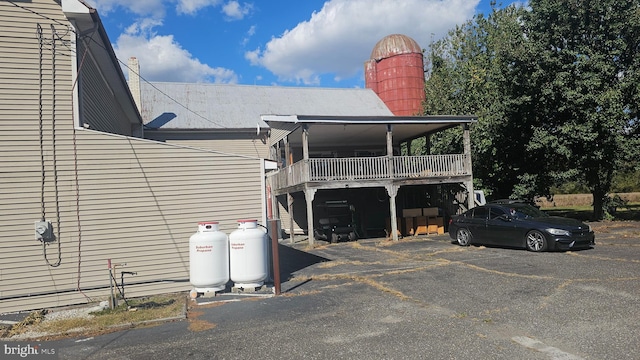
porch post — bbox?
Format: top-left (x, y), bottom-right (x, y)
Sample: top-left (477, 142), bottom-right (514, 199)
top-left (462, 123), bottom-right (474, 210)
top-left (385, 184), bottom-right (399, 242)
top-left (302, 125), bottom-right (309, 160)
top-left (288, 193), bottom-right (295, 244)
top-left (305, 188), bottom-right (317, 246)
top-left (386, 125), bottom-right (394, 179)
top-left (284, 136), bottom-right (295, 243)
top-left (302, 124), bottom-right (310, 182)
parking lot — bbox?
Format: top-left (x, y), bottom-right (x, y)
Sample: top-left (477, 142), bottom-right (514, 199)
top-left (34, 222), bottom-right (640, 359)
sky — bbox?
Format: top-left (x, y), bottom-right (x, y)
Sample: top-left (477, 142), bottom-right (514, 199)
top-left (85, 0), bottom-right (519, 88)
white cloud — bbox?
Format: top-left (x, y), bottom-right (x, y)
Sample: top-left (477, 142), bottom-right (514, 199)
top-left (245, 0), bottom-right (479, 85)
top-left (85, 0), bottom-right (230, 18)
top-left (221, 1), bottom-right (253, 20)
top-left (242, 25), bottom-right (257, 46)
top-left (175, 0), bottom-right (222, 15)
top-left (114, 20), bottom-right (238, 83)
top-left (85, 0), bottom-right (166, 18)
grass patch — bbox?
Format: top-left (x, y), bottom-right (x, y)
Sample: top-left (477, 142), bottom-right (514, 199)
top-left (5, 293), bottom-right (186, 340)
top-left (541, 202), bottom-right (640, 221)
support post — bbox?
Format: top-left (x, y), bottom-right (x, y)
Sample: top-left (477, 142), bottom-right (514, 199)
top-left (305, 188), bottom-right (317, 246)
top-left (386, 125), bottom-right (394, 179)
top-left (302, 125), bottom-right (310, 182)
top-left (268, 219), bottom-right (281, 295)
top-left (288, 193), bottom-right (295, 244)
top-left (385, 185), bottom-right (399, 242)
top-left (284, 136), bottom-right (296, 243)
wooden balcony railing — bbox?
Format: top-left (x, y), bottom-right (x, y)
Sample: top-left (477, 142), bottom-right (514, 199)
top-left (269, 154), bottom-right (470, 190)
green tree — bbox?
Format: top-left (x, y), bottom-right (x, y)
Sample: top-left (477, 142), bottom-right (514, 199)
top-left (424, 0), bottom-right (640, 219)
top-left (521, 0), bottom-right (640, 219)
top-left (423, 4), bottom-right (544, 199)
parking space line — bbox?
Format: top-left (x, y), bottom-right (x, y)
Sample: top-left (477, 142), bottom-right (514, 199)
top-left (512, 336), bottom-right (584, 360)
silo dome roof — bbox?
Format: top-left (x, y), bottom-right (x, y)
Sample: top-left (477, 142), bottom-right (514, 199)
top-left (370, 34), bottom-right (422, 61)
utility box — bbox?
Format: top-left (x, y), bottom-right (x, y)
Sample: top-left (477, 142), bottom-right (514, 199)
top-left (35, 220), bottom-right (53, 242)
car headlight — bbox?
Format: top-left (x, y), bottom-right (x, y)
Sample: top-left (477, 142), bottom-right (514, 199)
top-left (546, 228), bottom-right (570, 236)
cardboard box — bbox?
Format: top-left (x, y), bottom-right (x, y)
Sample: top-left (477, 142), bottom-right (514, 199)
top-left (404, 217), bottom-right (415, 236)
top-left (435, 217), bottom-right (445, 234)
top-left (423, 207), bottom-right (439, 217)
top-left (402, 208), bottom-right (422, 218)
top-left (414, 216), bottom-right (428, 235)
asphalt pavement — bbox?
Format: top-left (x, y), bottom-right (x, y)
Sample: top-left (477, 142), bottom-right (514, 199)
top-left (3, 223), bottom-right (639, 360)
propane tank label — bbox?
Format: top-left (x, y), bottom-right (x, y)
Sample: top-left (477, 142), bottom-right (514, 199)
top-left (231, 242), bottom-right (245, 250)
top-left (195, 245), bottom-right (213, 252)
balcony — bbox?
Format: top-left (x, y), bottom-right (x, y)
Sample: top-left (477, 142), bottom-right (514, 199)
top-left (269, 154), bottom-right (471, 192)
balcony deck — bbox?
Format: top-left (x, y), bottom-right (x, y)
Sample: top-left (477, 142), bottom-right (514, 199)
top-left (269, 154), bottom-right (471, 194)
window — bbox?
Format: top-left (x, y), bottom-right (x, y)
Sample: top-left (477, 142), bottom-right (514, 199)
top-left (489, 207), bottom-right (506, 220)
top-left (472, 207), bottom-right (488, 220)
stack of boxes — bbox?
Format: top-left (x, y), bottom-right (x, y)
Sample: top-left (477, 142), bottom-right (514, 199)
top-left (402, 207), bottom-right (444, 236)
top-left (385, 207), bottom-right (445, 237)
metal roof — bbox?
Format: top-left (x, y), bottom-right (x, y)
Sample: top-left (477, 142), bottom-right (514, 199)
top-left (370, 34), bottom-right (422, 61)
top-left (140, 83), bottom-right (393, 130)
top-left (263, 115), bottom-right (477, 147)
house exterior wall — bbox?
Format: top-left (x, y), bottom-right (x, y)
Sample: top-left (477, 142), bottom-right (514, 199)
top-left (144, 131), bottom-right (270, 158)
top-left (1, 131), bottom-right (264, 313)
top-left (276, 194), bottom-right (305, 235)
top-left (168, 138), bottom-right (269, 157)
top-left (76, 38), bottom-right (138, 136)
top-left (0, 1), bottom-right (265, 313)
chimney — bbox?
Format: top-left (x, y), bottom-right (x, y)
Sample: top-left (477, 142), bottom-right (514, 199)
top-left (128, 57), bottom-right (141, 113)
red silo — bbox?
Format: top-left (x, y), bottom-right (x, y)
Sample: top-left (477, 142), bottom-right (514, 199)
top-left (365, 34), bottom-right (425, 116)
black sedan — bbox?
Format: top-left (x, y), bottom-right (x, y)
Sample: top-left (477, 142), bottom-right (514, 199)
top-left (448, 203), bottom-right (595, 251)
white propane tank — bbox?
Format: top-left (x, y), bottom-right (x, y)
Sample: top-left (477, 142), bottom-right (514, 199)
top-left (189, 222), bottom-right (229, 294)
top-left (229, 219), bottom-right (268, 289)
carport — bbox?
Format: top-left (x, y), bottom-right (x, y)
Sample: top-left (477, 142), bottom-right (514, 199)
top-left (264, 114), bottom-right (477, 244)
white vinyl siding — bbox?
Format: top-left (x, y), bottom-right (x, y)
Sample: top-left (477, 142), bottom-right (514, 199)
top-left (164, 138), bottom-right (269, 158)
top-left (1, 131), bottom-right (264, 313)
top-left (276, 194), bottom-right (305, 236)
top-left (1, 1), bottom-right (265, 313)
top-left (75, 38), bottom-right (138, 136)
top-left (143, 130), bottom-right (270, 158)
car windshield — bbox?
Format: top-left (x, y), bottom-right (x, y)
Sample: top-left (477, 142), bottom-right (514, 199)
top-left (509, 204), bottom-right (548, 219)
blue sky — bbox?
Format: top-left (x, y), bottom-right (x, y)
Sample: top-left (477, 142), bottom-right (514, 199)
top-left (86, 0), bottom-right (520, 88)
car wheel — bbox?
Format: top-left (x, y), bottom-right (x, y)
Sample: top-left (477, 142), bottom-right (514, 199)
top-left (525, 230), bottom-right (547, 252)
top-left (330, 233), bottom-right (338, 244)
top-left (456, 228), bottom-right (472, 246)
